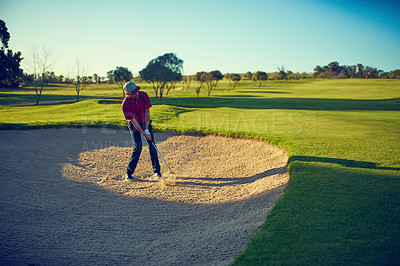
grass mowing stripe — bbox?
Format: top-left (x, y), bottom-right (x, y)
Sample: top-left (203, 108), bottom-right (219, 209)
top-left (177, 108), bottom-right (400, 168)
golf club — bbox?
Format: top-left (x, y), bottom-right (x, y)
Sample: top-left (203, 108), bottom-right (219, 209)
top-left (151, 142), bottom-right (174, 174)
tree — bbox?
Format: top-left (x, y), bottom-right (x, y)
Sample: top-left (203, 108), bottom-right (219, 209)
top-left (195, 71), bottom-right (206, 98)
top-left (58, 75), bottom-right (65, 83)
top-left (364, 66), bottom-right (381, 79)
top-left (204, 70), bottom-right (223, 96)
top-left (389, 70), bottom-right (400, 79)
top-left (327, 62), bottom-right (341, 74)
top-left (313, 62), bottom-right (385, 79)
top-left (225, 73), bottom-right (232, 85)
top-left (204, 73), bottom-right (213, 96)
top-left (380, 72), bottom-right (390, 79)
top-left (254, 71), bottom-right (268, 86)
top-left (356, 64), bottom-right (365, 78)
top-left (230, 73), bottom-right (241, 88)
top-left (313, 65), bottom-right (323, 78)
top-left (245, 71), bottom-right (252, 80)
top-left (93, 73), bottom-right (101, 84)
top-left (0, 20), bottom-right (10, 48)
top-left (25, 45), bottom-right (54, 105)
top-left (346, 65), bottom-right (357, 78)
top-left (71, 58), bottom-right (89, 102)
top-left (0, 19), bottom-right (23, 88)
top-left (277, 66), bottom-right (287, 80)
top-left (107, 66), bottom-right (133, 97)
top-left (181, 75), bottom-right (193, 89)
top-left (287, 71), bottom-right (303, 80)
top-left (0, 49), bottom-right (23, 88)
top-left (140, 53), bottom-right (183, 101)
top-left (165, 71), bottom-right (182, 96)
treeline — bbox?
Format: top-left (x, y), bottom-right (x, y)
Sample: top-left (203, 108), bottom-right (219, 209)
top-left (2, 17), bottom-right (400, 104)
top-left (314, 62), bottom-right (400, 79)
top-left (22, 72), bottom-right (106, 85)
top-left (225, 67), bottom-right (312, 88)
top-left (17, 61), bottom-right (400, 91)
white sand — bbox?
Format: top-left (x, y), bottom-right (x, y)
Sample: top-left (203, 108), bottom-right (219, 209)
top-left (0, 128), bottom-right (288, 265)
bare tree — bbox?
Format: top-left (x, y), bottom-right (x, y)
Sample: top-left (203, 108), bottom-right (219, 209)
top-left (166, 78), bottom-right (179, 96)
top-left (189, 75), bottom-right (195, 89)
top-left (181, 75), bottom-right (194, 90)
top-left (71, 58), bottom-right (89, 102)
top-left (225, 73), bottom-right (232, 85)
top-left (25, 45), bottom-right (54, 105)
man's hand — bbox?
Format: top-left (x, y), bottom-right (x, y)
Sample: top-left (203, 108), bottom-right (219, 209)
top-left (130, 119), bottom-right (152, 141)
top-left (144, 129), bottom-right (151, 140)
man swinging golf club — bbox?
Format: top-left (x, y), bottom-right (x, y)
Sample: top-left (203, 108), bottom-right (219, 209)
top-left (122, 81), bottom-right (161, 181)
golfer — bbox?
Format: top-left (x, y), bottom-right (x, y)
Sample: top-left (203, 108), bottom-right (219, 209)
top-left (122, 81), bottom-right (161, 181)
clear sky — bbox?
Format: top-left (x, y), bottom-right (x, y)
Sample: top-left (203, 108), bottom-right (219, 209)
top-left (2, 0), bottom-right (400, 77)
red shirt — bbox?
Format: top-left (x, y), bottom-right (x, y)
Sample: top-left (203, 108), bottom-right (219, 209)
top-left (122, 91), bottom-right (152, 123)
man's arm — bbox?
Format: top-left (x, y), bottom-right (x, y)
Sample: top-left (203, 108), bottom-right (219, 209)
top-left (144, 108), bottom-right (150, 131)
top-left (129, 117), bottom-right (151, 140)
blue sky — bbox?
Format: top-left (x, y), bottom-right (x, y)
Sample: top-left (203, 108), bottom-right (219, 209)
top-left (2, 0), bottom-right (400, 77)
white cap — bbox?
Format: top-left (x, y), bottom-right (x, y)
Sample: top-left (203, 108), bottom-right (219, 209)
top-left (123, 81), bottom-right (139, 94)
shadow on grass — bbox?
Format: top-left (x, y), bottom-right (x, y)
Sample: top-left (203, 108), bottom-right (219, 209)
top-left (288, 156), bottom-right (400, 171)
top-left (1, 84), bottom-right (66, 91)
top-left (156, 97), bottom-right (400, 111)
top-left (98, 99), bottom-right (123, 104)
top-left (0, 93), bottom-right (82, 105)
top-left (175, 166), bottom-right (287, 187)
top-left (241, 91), bottom-right (290, 94)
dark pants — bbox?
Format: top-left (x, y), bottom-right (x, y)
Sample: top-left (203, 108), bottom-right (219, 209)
top-left (126, 120), bottom-right (160, 176)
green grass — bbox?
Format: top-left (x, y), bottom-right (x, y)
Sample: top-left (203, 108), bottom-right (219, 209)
top-left (237, 162), bottom-right (400, 265)
top-left (1, 78), bottom-right (399, 264)
top-left (0, 83), bottom-right (125, 105)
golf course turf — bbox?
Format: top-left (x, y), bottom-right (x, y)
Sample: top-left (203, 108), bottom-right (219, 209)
top-left (0, 78), bottom-right (399, 264)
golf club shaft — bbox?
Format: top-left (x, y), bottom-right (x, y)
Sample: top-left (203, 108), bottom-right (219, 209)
top-left (152, 142), bottom-right (174, 173)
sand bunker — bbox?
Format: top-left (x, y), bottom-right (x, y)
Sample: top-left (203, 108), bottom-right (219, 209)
top-left (0, 128), bottom-right (289, 265)
top-left (63, 133), bottom-right (288, 204)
